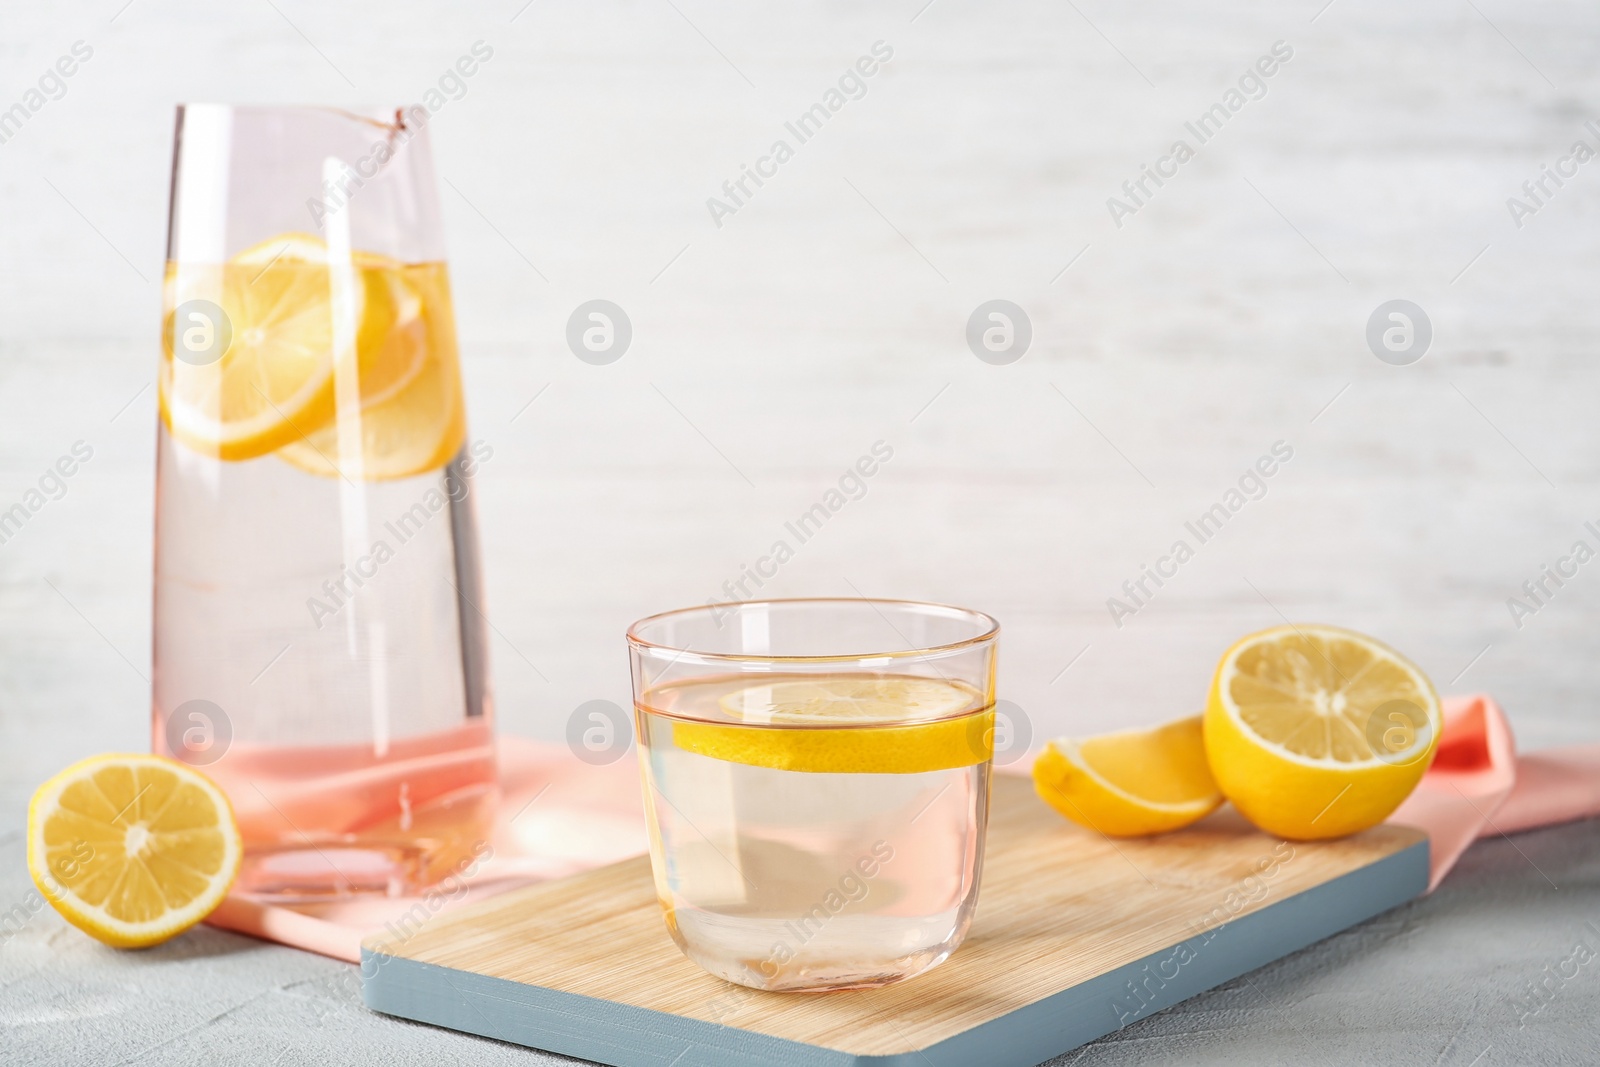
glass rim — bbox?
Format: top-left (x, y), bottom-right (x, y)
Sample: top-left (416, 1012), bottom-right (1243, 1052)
top-left (626, 596), bottom-right (1000, 663)
top-left (175, 103), bottom-right (421, 132)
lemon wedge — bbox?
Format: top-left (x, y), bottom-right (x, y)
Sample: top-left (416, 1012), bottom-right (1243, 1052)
top-left (1032, 716), bottom-right (1223, 836)
top-left (1203, 623), bottom-right (1441, 840)
top-left (28, 753), bottom-right (241, 948)
top-left (671, 676), bottom-right (992, 774)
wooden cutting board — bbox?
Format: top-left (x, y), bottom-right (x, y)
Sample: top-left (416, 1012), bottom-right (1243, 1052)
top-left (362, 774), bottom-right (1427, 1066)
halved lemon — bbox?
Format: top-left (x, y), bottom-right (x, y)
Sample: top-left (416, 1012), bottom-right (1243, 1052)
top-left (671, 676), bottom-right (992, 774)
top-left (28, 753), bottom-right (241, 948)
top-left (1032, 715), bottom-right (1223, 837)
top-left (1204, 624), bottom-right (1441, 840)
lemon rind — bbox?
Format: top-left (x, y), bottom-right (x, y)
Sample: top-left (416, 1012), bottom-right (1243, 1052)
top-left (672, 706), bottom-right (994, 775)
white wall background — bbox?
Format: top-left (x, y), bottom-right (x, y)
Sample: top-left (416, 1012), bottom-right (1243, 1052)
top-left (2, 0), bottom-right (1598, 794)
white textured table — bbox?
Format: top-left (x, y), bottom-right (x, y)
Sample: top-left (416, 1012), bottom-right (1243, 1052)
top-left (1, 0), bottom-right (1597, 1063)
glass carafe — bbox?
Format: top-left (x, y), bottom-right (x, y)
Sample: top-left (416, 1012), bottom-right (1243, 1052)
top-left (151, 105), bottom-right (496, 899)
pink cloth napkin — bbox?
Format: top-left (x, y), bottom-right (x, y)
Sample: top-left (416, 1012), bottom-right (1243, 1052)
top-left (206, 694), bottom-right (1600, 962)
top-left (206, 738), bottom-right (649, 962)
top-left (1390, 693), bottom-right (1600, 889)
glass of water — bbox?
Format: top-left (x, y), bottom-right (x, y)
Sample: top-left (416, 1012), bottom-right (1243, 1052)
top-left (628, 598), bottom-right (999, 991)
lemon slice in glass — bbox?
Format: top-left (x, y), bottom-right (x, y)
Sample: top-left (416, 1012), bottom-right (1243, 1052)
top-left (672, 676), bottom-right (991, 774)
top-left (720, 677), bottom-right (973, 723)
top-left (159, 233), bottom-right (365, 461)
top-left (275, 258), bottom-right (465, 481)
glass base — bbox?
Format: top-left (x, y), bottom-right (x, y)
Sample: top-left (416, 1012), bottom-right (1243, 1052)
top-left (668, 909), bottom-right (974, 992)
top-left (235, 839), bottom-right (472, 901)
top-left (692, 945), bottom-right (958, 992)
top-left (185, 727), bottom-right (499, 901)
